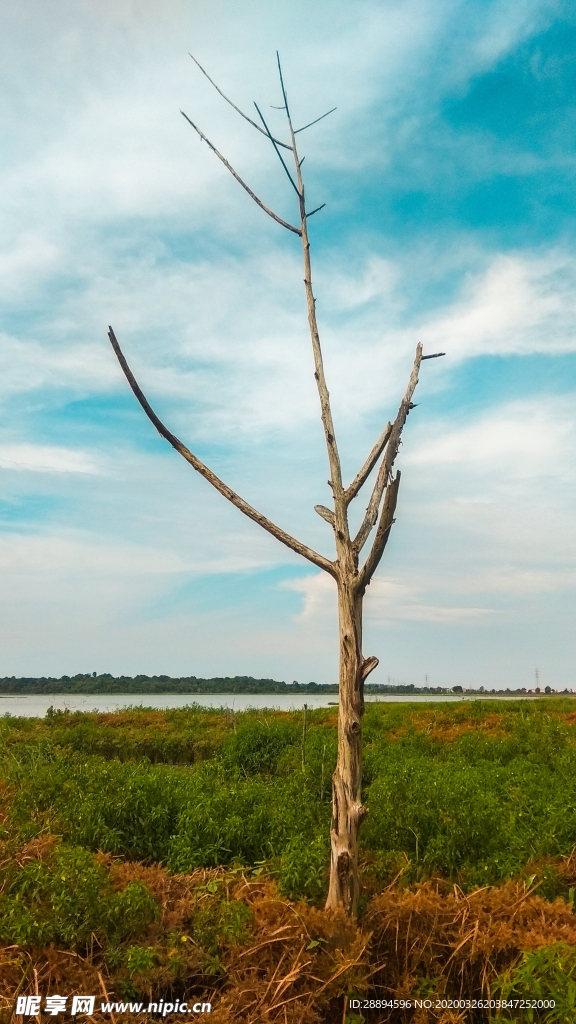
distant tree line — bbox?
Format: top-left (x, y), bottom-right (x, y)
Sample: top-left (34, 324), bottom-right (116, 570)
top-left (1, 676), bottom-right (569, 697)
top-left (0, 675), bottom-right (333, 696)
top-left (0, 675), bottom-right (453, 696)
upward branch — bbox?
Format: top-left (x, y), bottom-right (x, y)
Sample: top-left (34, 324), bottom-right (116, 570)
top-left (183, 53), bottom-right (343, 537)
top-left (356, 344), bottom-right (423, 589)
top-left (276, 54), bottom-right (346, 539)
top-left (108, 327), bottom-right (336, 578)
top-left (345, 422), bottom-right (392, 505)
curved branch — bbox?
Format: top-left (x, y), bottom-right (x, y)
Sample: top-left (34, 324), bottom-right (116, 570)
top-left (108, 327), bottom-right (336, 577)
top-left (181, 112), bottom-right (301, 235)
top-left (189, 53), bottom-right (292, 151)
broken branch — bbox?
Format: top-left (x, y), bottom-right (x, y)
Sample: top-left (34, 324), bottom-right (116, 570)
top-left (314, 504), bottom-right (335, 527)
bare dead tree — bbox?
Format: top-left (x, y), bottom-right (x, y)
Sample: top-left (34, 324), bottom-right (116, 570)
top-left (108, 54), bottom-right (444, 917)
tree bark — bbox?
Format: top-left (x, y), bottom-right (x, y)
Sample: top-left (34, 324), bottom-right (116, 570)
top-left (325, 577), bottom-right (368, 916)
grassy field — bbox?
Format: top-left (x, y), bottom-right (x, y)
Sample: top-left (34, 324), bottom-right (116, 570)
top-left (1, 698), bottom-right (576, 1022)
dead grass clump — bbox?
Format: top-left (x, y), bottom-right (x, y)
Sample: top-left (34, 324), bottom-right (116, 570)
top-left (201, 879), bottom-right (368, 1024)
top-left (397, 710), bottom-right (507, 744)
top-left (12, 833), bottom-right (59, 867)
top-left (427, 713), bottom-right (506, 742)
top-left (3, 863), bottom-right (576, 1023)
top-left (365, 877), bottom-right (576, 1010)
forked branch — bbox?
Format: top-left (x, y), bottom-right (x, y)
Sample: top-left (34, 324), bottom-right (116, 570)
top-left (185, 53), bottom-right (342, 520)
top-left (189, 52), bottom-right (292, 150)
top-left (253, 102), bottom-right (299, 195)
top-left (353, 344), bottom-right (422, 556)
top-left (108, 327), bottom-right (336, 577)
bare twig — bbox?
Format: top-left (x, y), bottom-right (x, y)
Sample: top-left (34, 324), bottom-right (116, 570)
top-left (345, 422), bottom-right (392, 505)
top-left (305, 203), bottom-right (326, 218)
top-left (98, 973), bottom-right (116, 1024)
top-left (295, 107), bottom-right (337, 134)
top-left (253, 102), bottom-right (299, 195)
top-left (108, 328), bottom-right (336, 577)
top-left (188, 52), bottom-right (292, 150)
top-left (180, 111), bottom-right (301, 235)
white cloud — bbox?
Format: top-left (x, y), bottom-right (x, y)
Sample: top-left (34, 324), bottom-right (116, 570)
top-left (0, 0), bottom-right (561, 239)
top-left (407, 397), bottom-right (576, 477)
top-left (470, 0), bottom-right (556, 69)
top-left (415, 252), bottom-right (576, 360)
top-left (0, 444), bottom-right (101, 475)
top-left (283, 572), bottom-right (494, 625)
top-left (283, 572), bottom-right (336, 622)
top-left (453, 567), bottom-right (576, 596)
top-left (0, 233), bottom-right (60, 299)
top-left (3, 245), bottom-right (575, 437)
top-left (0, 529), bottom-right (274, 579)
top-left (0, 334), bottom-right (118, 402)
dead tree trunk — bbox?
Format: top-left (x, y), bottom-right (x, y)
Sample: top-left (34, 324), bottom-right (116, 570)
top-left (108, 53), bottom-right (444, 916)
top-left (326, 580), bottom-right (364, 913)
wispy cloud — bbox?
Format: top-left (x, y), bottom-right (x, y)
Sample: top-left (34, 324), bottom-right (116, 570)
top-left (284, 572), bottom-right (494, 625)
top-left (407, 396), bottom-right (576, 475)
top-left (414, 252), bottom-right (576, 360)
top-left (0, 444), bottom-right (101, 475)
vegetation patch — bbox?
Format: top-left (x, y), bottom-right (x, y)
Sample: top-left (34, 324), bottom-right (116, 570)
top-left (2, 698), bottom-right (576, 1021)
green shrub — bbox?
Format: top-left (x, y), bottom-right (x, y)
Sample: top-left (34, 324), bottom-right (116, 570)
top-left (278, 833), bottom-right (329, 901)
top-left (0, 845), bottom-right (158, 948)
top-left (195, 899), bottom-right (252, 951)
top-left (491, 944), bottom-right (576, 1023)
top-left (222, 719), bottom-right (300, 775)
top-left (361, 714), bottom-right (576, 885)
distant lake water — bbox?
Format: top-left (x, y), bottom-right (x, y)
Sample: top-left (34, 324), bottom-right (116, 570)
top-left (0, 692), bottom-right (540, 719)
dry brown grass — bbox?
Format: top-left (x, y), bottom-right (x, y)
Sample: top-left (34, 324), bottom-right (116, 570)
top-left (2, 856), bottom-right (576, 1024)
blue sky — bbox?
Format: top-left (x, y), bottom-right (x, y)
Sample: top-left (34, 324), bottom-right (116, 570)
top-left (1, 0), bottom-right (575, 687)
